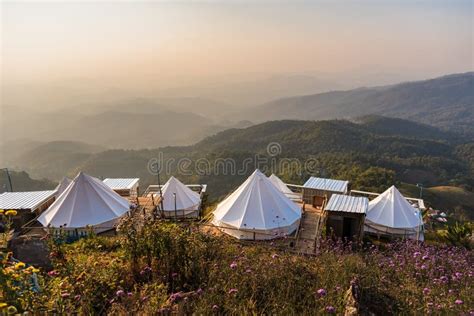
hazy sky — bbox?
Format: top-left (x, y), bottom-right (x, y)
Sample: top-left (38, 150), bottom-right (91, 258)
top-left (1, 0), bottom-right (473, 87)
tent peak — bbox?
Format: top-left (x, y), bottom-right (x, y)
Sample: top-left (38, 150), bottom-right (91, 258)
top-left (252, 169), bottom-right (264, 175)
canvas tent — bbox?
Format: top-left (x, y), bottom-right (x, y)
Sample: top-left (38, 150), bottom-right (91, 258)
top-left (160, 176), bottom-right (201, 218)
top-left (365, 186), bottom-right (423, 241)
top-left (55, 177), bottom-right (72, 197)
top-left (268, 174), bottom-right (300, 201)
top-left (38, 172), bottom-right (130, 232)
top-left (213, 169), bottom-right (302, 240)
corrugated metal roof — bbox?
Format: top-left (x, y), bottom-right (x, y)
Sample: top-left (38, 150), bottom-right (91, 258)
top-left (0, 191), bottom-right (56, 210)
top-left (103, 178), bottom-right (139, 190)
top-left (303, 177), bottom-right (348, 193)
top-left (325, 194), bottom-right (368, 214)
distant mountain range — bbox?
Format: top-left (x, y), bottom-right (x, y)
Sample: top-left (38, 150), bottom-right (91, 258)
top-left (246, 72), bottom-right (474, 136)
top-left (2, 72), bottom-right (472, 155)
top-left (1, 104), bottom-right (252, 151)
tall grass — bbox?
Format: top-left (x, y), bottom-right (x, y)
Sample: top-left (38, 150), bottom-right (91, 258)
top-left (2, 219), bottom-right (473, 314)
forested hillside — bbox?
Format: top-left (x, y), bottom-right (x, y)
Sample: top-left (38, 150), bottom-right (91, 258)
top-left (5, 117), bottom-right (473, 217)
top-left (0, 170), bottom-right (56, 193)
top-left (5, 141), bottom-right (104, 180)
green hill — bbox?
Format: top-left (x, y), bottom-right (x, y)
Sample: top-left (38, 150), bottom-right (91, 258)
top-left (399, 183), bottom-right (474, 220)
top-left (0, 170), bottom-right (56, 193)
top-left (41, 117), bottom-right (472, 202)
top-left (10, 141), bottom-right (104, 181)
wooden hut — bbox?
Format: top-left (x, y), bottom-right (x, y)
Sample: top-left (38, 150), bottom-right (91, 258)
top-left (323, 194), bottom-right (368, 240)
top-left (302, 177), bottom-right (349, 207)
top-left (103, 178), bottom-right (140, 199)
top-left (0, 191), bottom-right (56, 230)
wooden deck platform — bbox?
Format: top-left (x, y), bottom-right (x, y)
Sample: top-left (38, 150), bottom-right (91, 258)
top-left (295, 204), bottom-right (324, 255)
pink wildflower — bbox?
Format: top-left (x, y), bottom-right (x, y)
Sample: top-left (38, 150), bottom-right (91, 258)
top-left (116, 290), bottom-right (125, 297)
top-left (228, 288), bottom-right (238, 295)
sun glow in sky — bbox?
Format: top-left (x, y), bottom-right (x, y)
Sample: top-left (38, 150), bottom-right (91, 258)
top-left (1, 1), bottom-right (473, 86)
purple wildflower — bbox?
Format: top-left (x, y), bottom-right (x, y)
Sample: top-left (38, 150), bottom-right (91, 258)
top-left (317, 288), bottom-right (327, 297)
top-left (271, 254), bottom-right (279, 259)
top-left (230, 262), bottom-right (238, 269)
top-left (455, 299), bottom-right (463, 305)
top-left (212, 304), bottom-right (219, 311)
top-left (326, 306), bottom-right (335, 313)
top-left (170, 292), bottom-right (183, 302)
top-left (116, 290), bottom-right (125, 297)
top-left (423, 288), bottom-right (430, 295)
top-left (60, 292), bottom-right (70, 299)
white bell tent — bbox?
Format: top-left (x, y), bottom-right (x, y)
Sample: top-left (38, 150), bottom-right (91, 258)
top-left (55, 177), bottom-right (72, 197)
top-left (365, 185), bottom-right (424, 240)
top-left (38, 172), bottom-right (130, 232)
top-left (213, 169), bottom-right (302, 240)
top-left (268, 174), bottom-right (300, 201)
top-left (160, 176), bottom-right (201, 218)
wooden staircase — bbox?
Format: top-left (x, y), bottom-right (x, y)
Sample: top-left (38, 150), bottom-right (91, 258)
top-left (294, 201), bottom-right (326, 255)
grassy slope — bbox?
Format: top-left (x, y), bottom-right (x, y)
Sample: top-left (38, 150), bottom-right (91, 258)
top-left (400, 183), bottom-right (474, 219)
